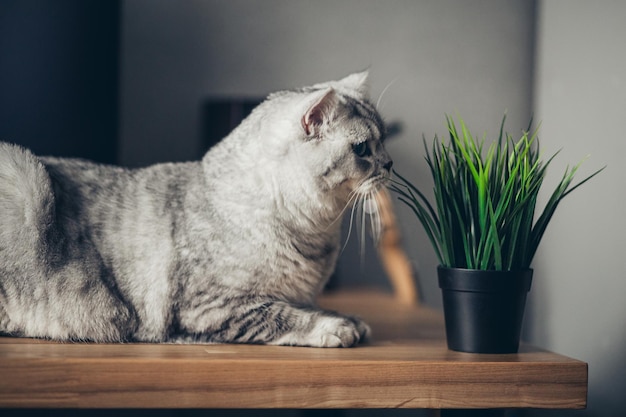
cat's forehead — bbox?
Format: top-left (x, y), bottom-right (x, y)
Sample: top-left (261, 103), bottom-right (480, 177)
top-left (335, 95), bottom-right (385, 144)
top-left (303, 87), bottom-right (384, 136)
top-left (268, 83), bottom-right (385, 142)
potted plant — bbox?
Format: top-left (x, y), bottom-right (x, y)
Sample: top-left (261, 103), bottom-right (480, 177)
top-left (391, 115), bottom-right (603, 353)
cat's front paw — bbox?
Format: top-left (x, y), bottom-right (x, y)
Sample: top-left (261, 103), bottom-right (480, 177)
top-left (271, 312), bottom-right (370, 348)
top-left (310, 314), bottom-right (371, 348)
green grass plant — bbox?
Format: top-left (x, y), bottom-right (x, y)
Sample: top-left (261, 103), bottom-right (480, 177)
top-left (391, 115), bottom-right (604, 271)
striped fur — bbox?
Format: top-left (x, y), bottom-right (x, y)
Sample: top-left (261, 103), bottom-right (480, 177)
top-left (0, 72), bottom-right (391, 347)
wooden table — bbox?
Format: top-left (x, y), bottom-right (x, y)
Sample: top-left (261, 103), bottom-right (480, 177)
top-left (0, 290), bottom-right (587, 411)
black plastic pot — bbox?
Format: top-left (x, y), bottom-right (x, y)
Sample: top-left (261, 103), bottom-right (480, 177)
top-left (438, 266), bottom-right (533, 354)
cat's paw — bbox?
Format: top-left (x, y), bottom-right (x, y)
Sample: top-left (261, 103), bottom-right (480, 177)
top-left (271, 312), bottom-right (370, 348)
top-left (309, 314), bottom-right (371, 348)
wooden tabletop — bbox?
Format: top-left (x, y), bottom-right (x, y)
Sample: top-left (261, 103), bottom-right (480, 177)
top-left (0, 290), bottom-right (587, 409)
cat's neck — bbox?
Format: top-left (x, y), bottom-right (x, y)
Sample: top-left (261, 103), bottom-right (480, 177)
top-left (202, 154), bottom-right (346, 234)
top-left (201, 108), bottom-right (349, 234)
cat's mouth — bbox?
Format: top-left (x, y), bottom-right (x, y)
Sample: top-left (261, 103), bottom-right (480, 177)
top-left (359, 172), bottom-right (390, 194)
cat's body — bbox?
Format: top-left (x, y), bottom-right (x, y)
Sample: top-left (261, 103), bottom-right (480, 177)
top-left (0, 72), bottom-right (392, 347)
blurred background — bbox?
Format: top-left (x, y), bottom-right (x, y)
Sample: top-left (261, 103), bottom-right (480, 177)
top-left (1, 0), bottom-right (624, 416)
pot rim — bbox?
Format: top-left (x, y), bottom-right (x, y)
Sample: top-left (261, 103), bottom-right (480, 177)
top-left (438, 266), bottom-right (533, 293)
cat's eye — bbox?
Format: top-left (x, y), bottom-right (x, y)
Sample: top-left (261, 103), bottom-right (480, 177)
top-left (352, 141), bottom-right (370, 157)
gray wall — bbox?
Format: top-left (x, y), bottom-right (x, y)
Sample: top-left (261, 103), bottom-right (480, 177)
top-left (522, 1), bottom-right (626, 416)
top-left (120, 0), bottom-right (536, 308)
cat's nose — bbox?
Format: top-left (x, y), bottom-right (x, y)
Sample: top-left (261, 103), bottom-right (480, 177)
top-left (383, 159), bottom-right (393, 171)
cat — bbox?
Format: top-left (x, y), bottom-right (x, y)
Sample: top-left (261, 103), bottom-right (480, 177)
top-left (0, 71), bottom-right (392, 347)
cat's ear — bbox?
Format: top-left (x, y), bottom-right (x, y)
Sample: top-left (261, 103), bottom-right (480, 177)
top-left (337, 70), bottom-right (370, 98)
top-left (301, 88), bottom-right (338, 137)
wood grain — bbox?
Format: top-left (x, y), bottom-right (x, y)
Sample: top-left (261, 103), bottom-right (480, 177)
top-left (0, 290), bottom-right (587, 409)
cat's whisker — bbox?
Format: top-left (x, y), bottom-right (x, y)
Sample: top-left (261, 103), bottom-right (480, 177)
top-left (346, 182), bottom-right (385, 259)
top-left (339, 183), bottom-right (371, 257)
top-left (359, 193), bottom-right (367, 265)
top-left (339, 191), bottom-right (362, 255)
top-left (365, 192), bottom-right (381, 244)
top-left (333, 187), bottom-right (362, 232)
top-left (327, 187), bottom-right (362, 232)
top-left (376, 77), bottom-right (398, 110)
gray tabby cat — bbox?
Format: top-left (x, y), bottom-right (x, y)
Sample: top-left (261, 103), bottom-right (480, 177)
top-left (0, 71), bottom-right (392, 347)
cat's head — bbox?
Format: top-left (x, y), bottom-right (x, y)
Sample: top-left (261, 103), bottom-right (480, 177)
top-left (266, 71), bottom-right (393, 210)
